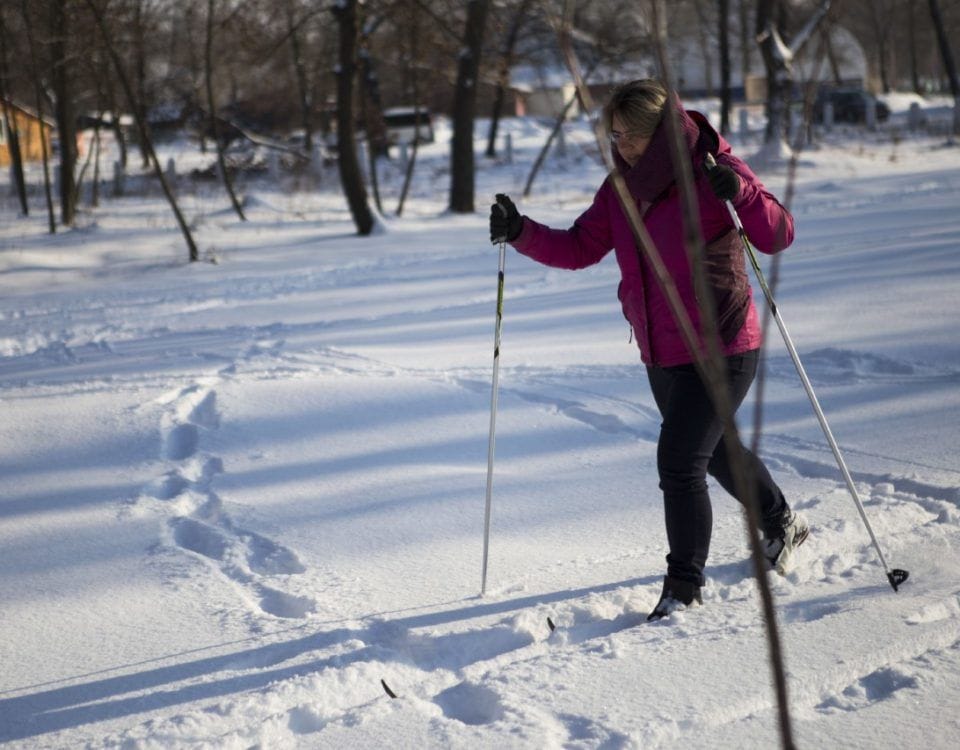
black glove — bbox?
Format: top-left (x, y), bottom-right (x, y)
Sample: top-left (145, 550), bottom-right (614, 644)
top-left (706, 161), bottom-right (740, 202)
top-left (489, 193), bottom-right (523, 244)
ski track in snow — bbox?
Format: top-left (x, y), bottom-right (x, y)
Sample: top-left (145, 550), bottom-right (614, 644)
top-left (764, 346), bottom-right (960, 387)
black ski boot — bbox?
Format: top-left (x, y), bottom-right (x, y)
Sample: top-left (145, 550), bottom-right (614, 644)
top-left (646, 575), bottom-right (703, 621)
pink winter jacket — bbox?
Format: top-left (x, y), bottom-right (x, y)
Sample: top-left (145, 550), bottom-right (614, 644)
top-left (511, 107), bottom-right (794, 367)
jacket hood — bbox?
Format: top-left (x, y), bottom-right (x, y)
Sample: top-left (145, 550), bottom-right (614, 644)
top-left (612, 95), bottom-right (728, 203)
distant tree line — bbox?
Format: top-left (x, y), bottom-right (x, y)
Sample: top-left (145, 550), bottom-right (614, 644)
top-left (1, 0), bottom-right (957, 252)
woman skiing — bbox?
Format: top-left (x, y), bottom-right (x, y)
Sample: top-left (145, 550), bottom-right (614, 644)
top-left (489, 79), bottom-right (809, 620)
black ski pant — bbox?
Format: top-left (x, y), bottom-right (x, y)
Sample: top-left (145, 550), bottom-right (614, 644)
top-left (646, 349), bottom-right (789, 586)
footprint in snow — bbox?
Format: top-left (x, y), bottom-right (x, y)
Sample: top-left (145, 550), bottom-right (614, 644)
top-left (170, 516), bottom-right (230, 562)
top-left (144, 470), bottom-right (191, 501)
top-left (816, 666), bottom-right (919, 712)
top-left (185, 388), bottom-right (221, 429)
top-left (904, 594), bottom-right (960, 625)
top-left (434, 682), bottom-right (505, 726)
top-left (161, 387), bottom-right (221, 460)
top-left (243, 530), bottom-right (307, 575)
top-left (163, 422), bottom-right (200, 460)
top-left (256, 585), bottom-right (317, 619)
top-left (559, 712), bottom-right (633, 747)
top-left (151, 380), bottom-right (315, 620)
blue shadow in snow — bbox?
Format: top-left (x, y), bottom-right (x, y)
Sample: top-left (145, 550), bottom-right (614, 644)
top-left (0, 575), bottom-right (653, 742)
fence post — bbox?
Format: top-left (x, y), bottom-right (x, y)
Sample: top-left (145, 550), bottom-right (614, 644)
top-left (788, 105), bottom-right (803, 144)
top-left (865, 97), bottom-right (877, 131)
top-left (312, 143), bottom-right (325, 183)
top-left (908, 102), bottom-right (923, 131)
top-left (267, 148), bottom-right (280, 180)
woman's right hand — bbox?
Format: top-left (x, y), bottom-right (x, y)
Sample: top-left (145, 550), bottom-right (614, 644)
top-left (489, 194), bottom-right (523, 244)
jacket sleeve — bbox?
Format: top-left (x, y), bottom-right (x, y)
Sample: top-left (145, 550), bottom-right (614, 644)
top-left (511, 182), bottom-right (614, 269)
top-left (721, 153), bottom-right (794, 254)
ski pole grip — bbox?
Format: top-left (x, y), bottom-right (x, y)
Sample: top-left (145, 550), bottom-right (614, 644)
top-left (492, 196), bottom-right (509, 244)
top-left (704, 152), bottom-right (743, 230)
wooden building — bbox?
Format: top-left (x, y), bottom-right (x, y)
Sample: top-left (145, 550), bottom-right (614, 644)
top-left (0, 98), bottom-right (54, 167)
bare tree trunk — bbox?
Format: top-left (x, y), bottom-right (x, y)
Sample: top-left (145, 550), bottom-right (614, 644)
top-left (395, 124), bottom-right (419, 217)
top-left (0, 98), bottom-right (28, 216)
top-left (110, 93), bottom-right (128, 169)
top-left (89, 50), bottom-right (110, 208)
top-left (133, 0), bottom-right (150, 168)
top-left (927, 0), bottom-right (960, 134)
top-left (359, 14), bottom-right (386, 215)
top-left (718, 0), bottom-right (732, 134)
top-left (286, 0), bottom-right (313, 153)
top-left (50, 0), bottom-right (77, 226)
top-left (908, 0), bottom-right (922, 94)
top-left (522, 62), bottom-right (598, 198)
top-left (868, 1), bottom-right (892, 93)
top-left (756, 0), bottom-right (832, 147)
top-left (363, 104), bottom-right (383, 215)
top-left (21, 0), bottom-right (55, 233)
top-left (738, 0), bottom-right (752, 96)
top-left (72, 114), bottom-right (99, 209)
top-left (395, 11), bottom-right (423, 217)
top-left (205, 0), bottom-right (246, 221)
top-left (449, 0), bottom-right (491, 214)
top-left (84, 0), bottom-right (198, 261)
top-left (37, 122), bottom-right (56, 232)
top-left (332, 0), bottom-right (374, 235)
top-left (91, 120), bottom-right (102, 207)
top-left (821, 23), bottom-right (843, 86)
top-left (756, 0), bottom-right (787, 145)
top-left (0, 9), bottom-right (28, 216)
top-left (486, 0), bottom-right (533, 158)
top-left (522, 99), bottom-right (575, 198)
top-left (692, 0), bottom-right (715, 95)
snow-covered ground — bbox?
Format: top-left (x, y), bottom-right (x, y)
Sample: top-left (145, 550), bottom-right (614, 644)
top-left (1, 100), bottom-right (959, 749)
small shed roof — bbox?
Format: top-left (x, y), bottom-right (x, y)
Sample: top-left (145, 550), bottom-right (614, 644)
top-left (1, 97), bottom-right (57, 127)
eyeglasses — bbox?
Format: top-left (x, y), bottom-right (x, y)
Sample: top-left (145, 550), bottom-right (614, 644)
top-left (608, 129), bottom-right (646, 144)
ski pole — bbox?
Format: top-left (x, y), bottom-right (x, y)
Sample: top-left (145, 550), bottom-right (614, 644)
top-left (481, 201), bottom-right (509, 596)
top-left (705, 154), bottom-right (909, 592)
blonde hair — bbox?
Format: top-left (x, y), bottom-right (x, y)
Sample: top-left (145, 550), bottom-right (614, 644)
top-left (603, 79), bottom-right (668, 137)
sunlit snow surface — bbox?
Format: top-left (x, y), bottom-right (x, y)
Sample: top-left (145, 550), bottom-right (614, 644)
top-left (1, 102), bottom-right (959, 748)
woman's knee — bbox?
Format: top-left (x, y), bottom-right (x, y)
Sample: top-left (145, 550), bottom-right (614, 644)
top-left (657, 446), bottom-right (709, 495)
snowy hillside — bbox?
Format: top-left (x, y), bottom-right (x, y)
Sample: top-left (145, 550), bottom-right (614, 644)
top-left (1, 111), bottom-right (959, 749)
